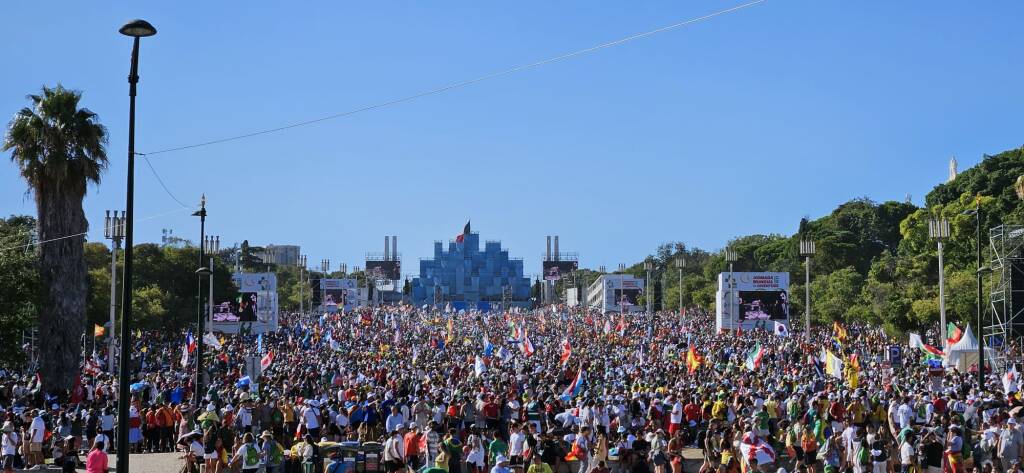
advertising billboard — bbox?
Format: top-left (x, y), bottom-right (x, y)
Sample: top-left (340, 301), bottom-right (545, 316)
top-left (213, 273), bottom-right (278, 333)
top-left (321, 278), bottom-right (358, 313)
top-left (366, 260), bottom-right (401, 280)
top-left (543, 260), bottom-right (578, 281)
top-left (716, 272), bottom-right (789, 332)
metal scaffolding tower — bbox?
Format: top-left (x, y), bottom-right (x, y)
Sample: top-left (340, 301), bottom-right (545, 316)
top-left (987, 225), bottom-right (1024, 372)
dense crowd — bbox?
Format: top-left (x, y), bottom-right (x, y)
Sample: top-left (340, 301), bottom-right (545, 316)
top-left (1, 304), bottom-right (1022, 473)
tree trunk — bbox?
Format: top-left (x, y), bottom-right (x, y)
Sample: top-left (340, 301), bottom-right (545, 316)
top-left (35, 183), bottom-right (87, 396)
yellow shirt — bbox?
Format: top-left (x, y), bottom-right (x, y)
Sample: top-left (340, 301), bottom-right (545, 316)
top-left (282, 404), bottom-right (296, 423)
top-left (528, 463), bottom-right (554, 473)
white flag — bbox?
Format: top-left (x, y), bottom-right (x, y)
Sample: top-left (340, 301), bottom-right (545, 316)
top-left (474, 355), bottom-right (487, 377)
top-left (203, 332), bottom-right (222, 350)
top-left (180, 345), bottom-right (189, 369)
top-left (773, 322), bottom-right (789, 337)
top-left (909, 333), bottom-right (924, 349)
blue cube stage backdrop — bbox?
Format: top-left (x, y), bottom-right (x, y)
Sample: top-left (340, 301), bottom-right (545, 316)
top-left (411, 232), bottom-right (532, 310)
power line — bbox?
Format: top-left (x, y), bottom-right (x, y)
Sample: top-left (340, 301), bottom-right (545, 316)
top-left (142, 154), bottom-right (191, 208)
top-left (141, 0), bottom-right (765, 157)
top-left (0, 206), bottom-right (195, 253)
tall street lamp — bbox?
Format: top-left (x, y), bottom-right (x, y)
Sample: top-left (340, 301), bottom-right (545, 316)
top-left (929, 218), bottom-right (951, 343)
top-left (724, 248), bottom-right (738, 330)
top-left (963, 207), bottom-right (986, 389)
top-left (103, 210), bottom-right (125, 373)
top-left (204, 235), bottom-right (220, 335)
top-left (644, 259), bottom-right (655, 317)
top-left (675, 256), bottom-right (686, 315)
top-left (117, 18), bottom-right (156, 473)
top-left (298, 254), bottom-right (308, 314)
top-left (799, 239), bottom-right (816, 338)
top-left (192, 195), bottom-right (207, 405)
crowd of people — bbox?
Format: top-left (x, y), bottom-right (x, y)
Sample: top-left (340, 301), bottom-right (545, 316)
top-left (2, 304), bottom-right (1023, 473)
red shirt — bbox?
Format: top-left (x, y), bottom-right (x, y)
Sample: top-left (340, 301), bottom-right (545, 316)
top-left (404, 432), bottom-right (423, 457)
top-left (483, 401), bottom-right (499, 420)
top-left (684, 403), bottom-right (701, 422)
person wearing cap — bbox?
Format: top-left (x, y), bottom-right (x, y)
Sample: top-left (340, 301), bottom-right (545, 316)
top-left (1, 422), bottom-right (17, 473)
top-left (260, 430), bottom-right (285, 473)
top-left (492, 455), bottom-right (512, 473)
top-left (998, 417), bottom-right (1024, 471)
top-left (405, 422), bottom-right (425, 471)
top-left (384, 426), bottom-right (407, 473)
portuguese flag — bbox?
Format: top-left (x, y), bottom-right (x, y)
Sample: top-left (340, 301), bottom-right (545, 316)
top-left (947, 323), bottom-right (963, 346)
top-left (744, 343), bottom-right (765, 371)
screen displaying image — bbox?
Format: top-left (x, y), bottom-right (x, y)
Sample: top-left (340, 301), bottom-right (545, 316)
top-left (614, 289), bottom-right (642, 307)
top-left (324, 288), bottom-right (348, 312)
top-left (738, 290), bottom-right (788, 320)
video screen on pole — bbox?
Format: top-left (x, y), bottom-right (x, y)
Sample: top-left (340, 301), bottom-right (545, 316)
top-left (366, 260), bottom-right (401, 280)
top-left (738, 290), bottom-right (789, 320)
top-left (543, 261), bottom-right (578, 281)
top-left (614, 289), bottom-right (642, 307)
top-left (212, 292), bottom-right (258, 323)
top-left (214, 273), bottom-right (278, 326)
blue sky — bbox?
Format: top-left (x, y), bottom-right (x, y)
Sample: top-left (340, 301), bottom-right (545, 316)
top-left (2, 1), bottom-right (1022, 278)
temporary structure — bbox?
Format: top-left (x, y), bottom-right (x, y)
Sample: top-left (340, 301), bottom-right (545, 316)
top-left (945, 325), bottom-right (996, 372)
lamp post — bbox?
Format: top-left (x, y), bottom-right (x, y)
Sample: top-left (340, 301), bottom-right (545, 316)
top-left (103, 210), bottom-right (125, 373)
top-left (192, 195), bottom-right (207, 405)
top-left (929, 218), bottom-right (951, 343)
top-left (204, 236), bottom-right (220, 333)
top-left (963, 207), bottom-right (986, 389)
top-left (724, 248), bottom-right (738, 330)
top-left (117, 18), bottom-right (156, 473)
top-left (799, 239), bottom-right (816, 338)
top-left (298, 255), bottom-right (308, 315)
top-left (675, 256), bottom-right (686, 315)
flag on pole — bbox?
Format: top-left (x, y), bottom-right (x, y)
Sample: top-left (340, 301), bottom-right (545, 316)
top-left (329, 336), bottom-right (341, 352)
top-left (562, 366), bottom-right (585, 398)
top-left (947, 323), bottom-right (963, 346)
top-left (520, 332), bottom-right (535, 357)
top-left (180, 345), bottom-right (190, 368)
top-left (186, 331), bottom-right (196, 354)
top-left (603, 319), bottom-right (612, 335)
top-left (203, 332), bottom-right (222, 350)
top-left (1004, 365), bottom-right (1018, 394)
top-left (260, 350), bottom-right (274, 372)
top-left (498, 346), bottom-right (512, 363)
top-left (446, 319), bottom-right (454, 344)
top-left (482, 334), bottom-right (494, 357)
top-left (687, 345), bottom-right (705, 374)
top-left (257, 333), bottom-right (263, 353)
top-left (474, 355), bottom-right (487, 377)
top-left (616, 315), bottom-right (626, 336)
top-left (455, 221), bottom-right (471, 244)
top-left (93, 324), bottom-right (105, 337)
top-left (744, 343), bottom-right (765, 371)
top-left (509, 321), bottom-right (521, 341)
top-left (559, 338), bottom-right (572, 366)
top-left (773, 322), bottom-right (789, 337)
top-left (824, 350), bottom-right (844, 380)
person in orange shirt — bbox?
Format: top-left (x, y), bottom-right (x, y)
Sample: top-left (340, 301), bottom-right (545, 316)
top-left (145, 408), bottom-right (159, 453)
top-left (156, 403), bottom-right (174, 452)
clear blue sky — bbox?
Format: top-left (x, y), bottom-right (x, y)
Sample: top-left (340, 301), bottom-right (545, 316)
top-left (2, 1), bottom-right (1022, 278)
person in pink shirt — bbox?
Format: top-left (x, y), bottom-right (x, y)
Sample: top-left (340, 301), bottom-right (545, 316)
top-left (86, 441), bottom-right (108, 473)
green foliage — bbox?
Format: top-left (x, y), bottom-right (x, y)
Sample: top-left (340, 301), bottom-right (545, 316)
top-left (0, 216), bottom-right (40, 366)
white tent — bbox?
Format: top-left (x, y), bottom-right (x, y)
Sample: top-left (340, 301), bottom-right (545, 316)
top-left (945, 325), bottom-right (996, 372)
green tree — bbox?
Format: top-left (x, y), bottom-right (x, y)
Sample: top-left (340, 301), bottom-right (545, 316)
top-left (0, 216), bottom-right (41, 366)
top-left (3, 85), bottom-right (108, 393)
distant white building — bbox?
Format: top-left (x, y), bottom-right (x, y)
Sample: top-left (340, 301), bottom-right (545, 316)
top-left (949, 155), bottom-right (958, 183)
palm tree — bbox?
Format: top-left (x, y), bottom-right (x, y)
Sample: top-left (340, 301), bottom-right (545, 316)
top-left (3, 85), bottom-right (107, 394)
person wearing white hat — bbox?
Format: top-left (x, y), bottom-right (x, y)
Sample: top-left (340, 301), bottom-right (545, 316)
top-left (491, 455), bottom-right (512, 473)
top-left (1, 422), bottom-right (18, 473)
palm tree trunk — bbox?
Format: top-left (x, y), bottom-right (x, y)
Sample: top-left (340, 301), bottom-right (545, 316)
top-left (35, 183), bottom-right (88, 396)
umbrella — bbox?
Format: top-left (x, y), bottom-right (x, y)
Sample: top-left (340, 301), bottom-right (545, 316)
top-left (177, 430), bottom-right (203, 445)
top-left (129, 382), bottom-right (147, 392)
top-left (197, 411), bottom-right (220, 424)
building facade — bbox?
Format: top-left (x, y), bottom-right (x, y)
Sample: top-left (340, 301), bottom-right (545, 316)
top-left (259, 244), bottom-right (300, 266)
top-left (411, 232), bottom-right (531, 310)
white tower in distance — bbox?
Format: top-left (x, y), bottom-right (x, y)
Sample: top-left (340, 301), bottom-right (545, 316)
top-left (948, 155), bottom-right (958, 183)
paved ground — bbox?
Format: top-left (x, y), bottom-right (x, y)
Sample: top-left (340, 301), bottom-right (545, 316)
top-left (26, 448), bottom-right (709, 472)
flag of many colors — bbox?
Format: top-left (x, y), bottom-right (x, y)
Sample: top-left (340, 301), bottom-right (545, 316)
top-left (744, 343), bottom-right (765, 371)
top-left (562, 366), bottom-right (585, 398)
top-left (1004, 364), bottom-right (1019, 395)
top-left (260, 351), bottom-right (274, 372)
top-left (947, 323), bottom-right (963, 346)
top-left (93, 324), bottom-right (105, 337)
top-left (773, 322), bottom-right (789, 337)
top-left (186, 331), bottom-right (197, 354)
top-left (482, 334), bottom-right (494, 357)
top-left (909, 333), bottom-right (944, 358)
top-left (455, 221), bottom-right (471, 244)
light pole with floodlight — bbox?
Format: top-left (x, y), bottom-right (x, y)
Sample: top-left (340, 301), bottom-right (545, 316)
top-left (799, 239), bottom-right (816, 338)
top-left (929, 218), bottom-right (950, 343)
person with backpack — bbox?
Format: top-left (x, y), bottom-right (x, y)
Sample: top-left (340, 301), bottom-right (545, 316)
top-left (231, 432), bottom-right (263, 473)
top-left (261, 430), bottom-right (286, 473)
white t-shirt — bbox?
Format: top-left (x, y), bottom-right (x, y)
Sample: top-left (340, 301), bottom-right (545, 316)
top-left (336, 412), bottom-right (350, 429)
top-left (94, 432), bottom-right (111, 452)
top-left (2, 432), bottom-right (19, 455)
top-left (189, 439), bottom-right (204, 458)
top-left (670, 402), bottom-right (683, 424)
top-left (303, 407), bottom-right (320, 429)
top-left (509, 432), bottom-right (526, 456)
top-left (30, 416), bottom-right (46, 442)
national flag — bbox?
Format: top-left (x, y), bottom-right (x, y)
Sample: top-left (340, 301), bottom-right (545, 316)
top-left (559, 338), bottom-right (572, 366)
top-left (412, 346), bottom-right (419, 363)
top-left (474, 355), bottom-right (487, 377)
top-left (603, 319), bottom-right (612, 335)
top-left (744, 343), bottom-right (765, 371)
top-left (833, 321), bottom-right (848, 341)
top-left (186, 331), bottom-right (196, 354)
top-left (257, 333), bottom-right (263, 353)
top-left (509, 321), bottom-right (521, 341)
top-left (482, 334), bottom-right (494, 357)
top-left (180, 345), bottom-right (190, 369)
top-left (329, 335), bottom-right (341, 352)
top-left (824, 350), bottom-right (844, 380)
top-left (83, 357), bottom-right (102, 376)
top-left (562, 366), bottom-right (585, 398)
top-left (687, 345), bottom-right (705, 374)
top-left (93, 324), bottom-right (105, 338)
top-left (921, 343), bottom-right (944, 358)
top-left (1004, 365), bottom-right (1019, 394)
top-left (846, 354), bottom-right (860, 388)
top-left (217, 353), bottom-right (229, 364)
top-left (455, 220), bottom-right (471, 244)
top-left (260, 350), bottom-right (274, 372)
top-left (616, 315), bottom-right (626, 336)
top-left (947, 323), bottom-right (963, 346)
top-left (909, 332), bottom-right (924, 349)
top-left (520, 332), bottom-right (535, 357)
top-left (497, 346), bottom-right (512, 362)
top-left (773, 322), bottom-right (789, 337)
top-left (446, 319), bottom-right (454, 344)
top-left (808, 353), bottom-right (824, 378)
top-left (203, 332), bottom-right (222, 351)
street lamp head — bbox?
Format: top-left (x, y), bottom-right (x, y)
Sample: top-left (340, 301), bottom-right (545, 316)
top-left (644, 259), bottom-right (654, 271)
top-left (675, 257), bottom-right (686, 269)
top-left (799, 239), bottom-right (816, 257)
top-left (961, 209), bottom-right (978, 216)
top-left (195, 266), bottom-right (212, 277)
top-left (724, 248), bottom-right (738, 263)
top-left (119, 19), bottom-right (157, 38)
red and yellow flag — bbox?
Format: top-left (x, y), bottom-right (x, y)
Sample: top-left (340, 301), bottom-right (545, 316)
top-left (93, 324), bottom-right (105, 337)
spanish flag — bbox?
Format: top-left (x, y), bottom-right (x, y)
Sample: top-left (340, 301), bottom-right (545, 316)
top-left (93, 324), bottom-right (105, 337)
